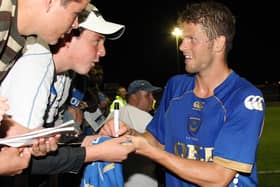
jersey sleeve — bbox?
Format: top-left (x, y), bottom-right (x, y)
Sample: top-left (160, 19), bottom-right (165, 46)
top-left (213, 89), bottom-right (265, 173)
top-left (146, 78), bottom-right (173, 144)
top-left (147, 75), bottom-right (194, 144)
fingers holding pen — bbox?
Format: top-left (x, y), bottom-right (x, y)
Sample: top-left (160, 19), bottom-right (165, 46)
top-left (99, 119), bottom-right (130, 137)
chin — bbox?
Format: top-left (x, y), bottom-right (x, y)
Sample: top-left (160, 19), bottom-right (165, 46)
top-left (47, 39), bottom-right (58, 45)
top-left (45, 34), bottom-right (61, 45)
top-left (78, 70), bottom-right (89, 75)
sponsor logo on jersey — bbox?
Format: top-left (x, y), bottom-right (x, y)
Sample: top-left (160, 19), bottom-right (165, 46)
top-left (188, 116), bottom-right (201, 135)
top-left (244, 95), bottom-right (264, 111)
top-left (174, 142), bottom-right (213, 161)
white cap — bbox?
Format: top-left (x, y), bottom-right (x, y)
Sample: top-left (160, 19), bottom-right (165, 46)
top-left (79, 4), bottom-right (125, 40)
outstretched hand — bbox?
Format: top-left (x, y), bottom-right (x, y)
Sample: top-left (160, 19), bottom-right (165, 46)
top-left (84, 135), bottom-right (135, 163)
top-left (0, 118), bottom-right (60, 156)
top-left (126, 132), bottom-right (164, 157)
top-left (127, 135), bottom-right (151, 156)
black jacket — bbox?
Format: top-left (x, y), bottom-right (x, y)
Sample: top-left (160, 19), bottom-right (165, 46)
top-left (30, 146), bottom-right (85, 174)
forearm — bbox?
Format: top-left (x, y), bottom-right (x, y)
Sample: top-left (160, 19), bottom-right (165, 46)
top-left (145, 146), bottom-right (236, 186)
top-left (29, 146), bottom-right (86, 175)
top-left (84, 145), bottom-right (99, 163)
top-left (143, 131), bottom-right (164, 149)
top-left (132, 131), bottom-right (235, 186)
top-left (84, 144), bottom-right (107, 163)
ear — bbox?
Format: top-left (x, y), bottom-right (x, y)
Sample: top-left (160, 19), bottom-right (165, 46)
top-left (45, 0), bottom-right (55, 12)
top-left (213, 35), bottom-right (226, 53)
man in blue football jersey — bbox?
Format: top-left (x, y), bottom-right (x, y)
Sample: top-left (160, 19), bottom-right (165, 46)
top-left (100, 1), bottom-right (265, 186)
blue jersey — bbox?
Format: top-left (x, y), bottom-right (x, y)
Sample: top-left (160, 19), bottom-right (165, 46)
top-left (80, 136), bottom-right (124, 187)
top-left (147, 72), bottom-right (265, 187)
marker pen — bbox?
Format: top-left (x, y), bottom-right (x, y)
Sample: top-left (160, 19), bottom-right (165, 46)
top-left (113, 102), bottom-right (120, 137)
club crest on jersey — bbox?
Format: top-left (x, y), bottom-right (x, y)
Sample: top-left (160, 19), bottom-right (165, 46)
top-left (192, 101), bottom-right (204, 111)
top-left (244, 95), bottom-right (264, 111)
top-left (188, 116), bottom-right (201, 135)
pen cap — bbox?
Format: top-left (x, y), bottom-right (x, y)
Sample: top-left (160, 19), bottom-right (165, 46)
top-left (114, 102), bottom-right (120, 110)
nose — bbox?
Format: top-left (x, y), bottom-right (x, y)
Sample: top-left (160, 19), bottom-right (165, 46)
top-left (179, 41), bottom-right (184, 52)
top-left (179, 39), bottom-right (191, 52)
top-left (97, 45), bottom-right (106, 57)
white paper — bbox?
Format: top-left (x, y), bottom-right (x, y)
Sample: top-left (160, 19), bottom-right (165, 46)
top-left (84, 109), bottom-right (106, 132)
top-left (0, 120), bottom-right (78, 147)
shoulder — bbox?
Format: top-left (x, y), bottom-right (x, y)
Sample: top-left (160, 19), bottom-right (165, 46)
top-left (217, 71), bottom-right (263, 100)
top-left (2, 43), bottom-right (54, 86)
top-left (223, 74), bottom-right (264, 112)
top-left (17, 42), bottom-right (53, 68)
top-left (234, 78), bottom-right (264, 111)
top-left (23, 39), bottom-right (52, 57)
top-left (167, 74), bottom-right (194, 85)
top-left (232, 75), bottom-right (263, 98)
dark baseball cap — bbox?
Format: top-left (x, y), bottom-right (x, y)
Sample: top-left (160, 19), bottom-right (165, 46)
top-left (127, 80), bottom-right (161, 95)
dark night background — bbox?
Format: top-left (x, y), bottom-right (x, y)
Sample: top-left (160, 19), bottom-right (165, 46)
top-left (91, 0), bottom-right (279, 88)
